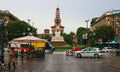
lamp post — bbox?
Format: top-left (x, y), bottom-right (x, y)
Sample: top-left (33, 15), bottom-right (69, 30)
top-left (27, 27), bottom-right (30, 35)
top-left (0, 14), bottom-right (5, 64)
top-left (27, 19), bottom-right (33, 35)
top-left (85, 19), bottom-right (90, 29)
top-left (92, 32), bottom-right (96, 46)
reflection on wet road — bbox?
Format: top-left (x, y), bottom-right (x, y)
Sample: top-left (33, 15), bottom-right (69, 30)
top-left (4, 51), bottom-right (120, 72)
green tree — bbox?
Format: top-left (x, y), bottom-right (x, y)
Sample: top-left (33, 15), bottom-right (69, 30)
top-left (63, 32), bottom-right (75, 45)
top-left (94, 25), bottom-right (115, 42)
top-left (76, 27), bottom-right (90, 44)
top-left (86, 31), bottom-right (96, 46)
top-left (6, 20), bottom-right (37, 41)
top-left (91, 17), bottom-right (99, 26)
top-left (41, 35), bottom-right (52, 42)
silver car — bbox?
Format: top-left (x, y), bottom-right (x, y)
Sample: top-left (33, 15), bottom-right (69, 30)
top-left (74, 47), bottom-right (103, 58)
top-left (102, 47), bottom-right (116, 53)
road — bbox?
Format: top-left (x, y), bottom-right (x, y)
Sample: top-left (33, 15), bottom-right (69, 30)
top-left (2, 51), bottom-right (120, 72)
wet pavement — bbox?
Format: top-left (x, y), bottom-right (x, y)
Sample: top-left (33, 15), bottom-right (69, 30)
top-left (2, 51), bottom-right (120, 72)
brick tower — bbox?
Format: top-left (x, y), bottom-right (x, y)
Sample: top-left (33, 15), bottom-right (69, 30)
top-left (51, 8), bottom-right (67, 46)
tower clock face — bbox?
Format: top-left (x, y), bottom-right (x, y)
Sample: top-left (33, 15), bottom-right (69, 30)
top-left (55, 19), bottom-right (60, 24)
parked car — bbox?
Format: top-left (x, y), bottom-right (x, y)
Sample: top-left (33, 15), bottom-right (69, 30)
top-left (74, 47), bottom-right (103, 58)
top-left (102, 47), bottom-right (116, 53)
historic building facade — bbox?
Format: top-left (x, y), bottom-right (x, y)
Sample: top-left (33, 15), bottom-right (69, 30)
top-left (0, 10), bottom-right (19, 22)
top-left (91, 10), bottom-right (120, 42)
top-left (0, 10), bottom-right (20, 44)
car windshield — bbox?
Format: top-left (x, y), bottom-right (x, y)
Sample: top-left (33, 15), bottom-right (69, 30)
top-left (90, 48), bottom-right (97, 51)
top-left (83, 47), bottom-right (91, 51)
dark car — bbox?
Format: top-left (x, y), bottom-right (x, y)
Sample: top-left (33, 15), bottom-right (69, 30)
top-left (45, 42), bottom-right (55, 54)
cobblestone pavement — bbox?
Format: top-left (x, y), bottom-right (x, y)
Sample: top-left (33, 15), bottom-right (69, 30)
top-left (1, 51), bottom-right (120, 72)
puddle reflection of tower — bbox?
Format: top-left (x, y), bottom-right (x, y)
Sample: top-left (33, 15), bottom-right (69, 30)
top-left (51, 8), bottom-right (67, 46)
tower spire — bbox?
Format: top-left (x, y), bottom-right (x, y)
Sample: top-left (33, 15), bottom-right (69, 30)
top-left (56, 5), bottom-right (59, 10)
top-left (51, 8), bottom-right (67, 46)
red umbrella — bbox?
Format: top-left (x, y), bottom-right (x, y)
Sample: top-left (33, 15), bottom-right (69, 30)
top-left (19, 47), bottom-right (24, 51)
top-left (72, 47), bottom-right (82, 51)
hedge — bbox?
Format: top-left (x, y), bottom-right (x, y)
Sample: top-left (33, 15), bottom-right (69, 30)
top-left (54, 46), bottom-right (73, 51)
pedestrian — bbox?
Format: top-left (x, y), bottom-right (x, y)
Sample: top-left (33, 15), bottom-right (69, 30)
top-left (66, 50), bottom-right (69, 56)
top-left (8, 48), bottom-right (16, 69)
top-left (21, 50), bottom-right (24, 58)
top-left (66, 51), bottom-right (69, 60)
top-left (14, 51), bottom-right (18, 58)
top-left (0, 49), bottom-right (4, 65)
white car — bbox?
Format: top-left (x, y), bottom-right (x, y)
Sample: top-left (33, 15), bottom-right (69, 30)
top-left (102, 47), bottom-right (116, 53)
top-left (74, 47), bottom-right (103, 58)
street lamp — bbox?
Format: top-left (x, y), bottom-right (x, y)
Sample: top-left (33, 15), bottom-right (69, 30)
top-left (27, 27), bottom-right (30, 35)
top-left (27, 19), bottom-right (33, 35)
top-left (85, 19), bottom-right (90, 29)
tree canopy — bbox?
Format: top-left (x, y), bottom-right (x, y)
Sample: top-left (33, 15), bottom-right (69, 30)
top-left (63, 32), bottom-right (75, 45)
top-left (6, 20), bottom-right (37, 41)
top-left (76, 27), bottom-right (90, 44)
top-left (90, 17), bottom-right (99, 26)
top-left (94, 25), bottom-right (115, 42)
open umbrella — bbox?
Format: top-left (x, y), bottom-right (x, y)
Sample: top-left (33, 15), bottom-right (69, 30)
top-left (72, 47), bottom-right (82, 51)
top-left (12, 35), bottom-right (45, 43)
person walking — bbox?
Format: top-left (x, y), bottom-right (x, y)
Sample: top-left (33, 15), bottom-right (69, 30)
top-left (0, 49), bottom-right (4, 65)
top-left (8, 48), bottom-right (16, 69)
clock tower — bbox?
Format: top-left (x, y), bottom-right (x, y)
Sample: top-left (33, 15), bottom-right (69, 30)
top-left (51, 8), bottom-right (67, 46)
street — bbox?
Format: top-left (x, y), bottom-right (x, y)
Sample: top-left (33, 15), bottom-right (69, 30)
top-left (2, 51), bottom-right (120, 72)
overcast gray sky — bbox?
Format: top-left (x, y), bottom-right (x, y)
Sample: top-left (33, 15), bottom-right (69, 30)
top-left (0, 0), bottom-right (120, 34)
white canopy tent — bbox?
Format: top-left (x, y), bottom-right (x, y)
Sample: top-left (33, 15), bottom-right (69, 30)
top-left (8, 36), bottom-right (45, 48)
top-left (12, 35), bottom-right (46, 43)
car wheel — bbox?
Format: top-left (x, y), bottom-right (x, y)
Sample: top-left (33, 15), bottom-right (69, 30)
top-left (77, 53), bottom-right (81, 58)
top-left (94, 54), bottom-right (99, 58)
